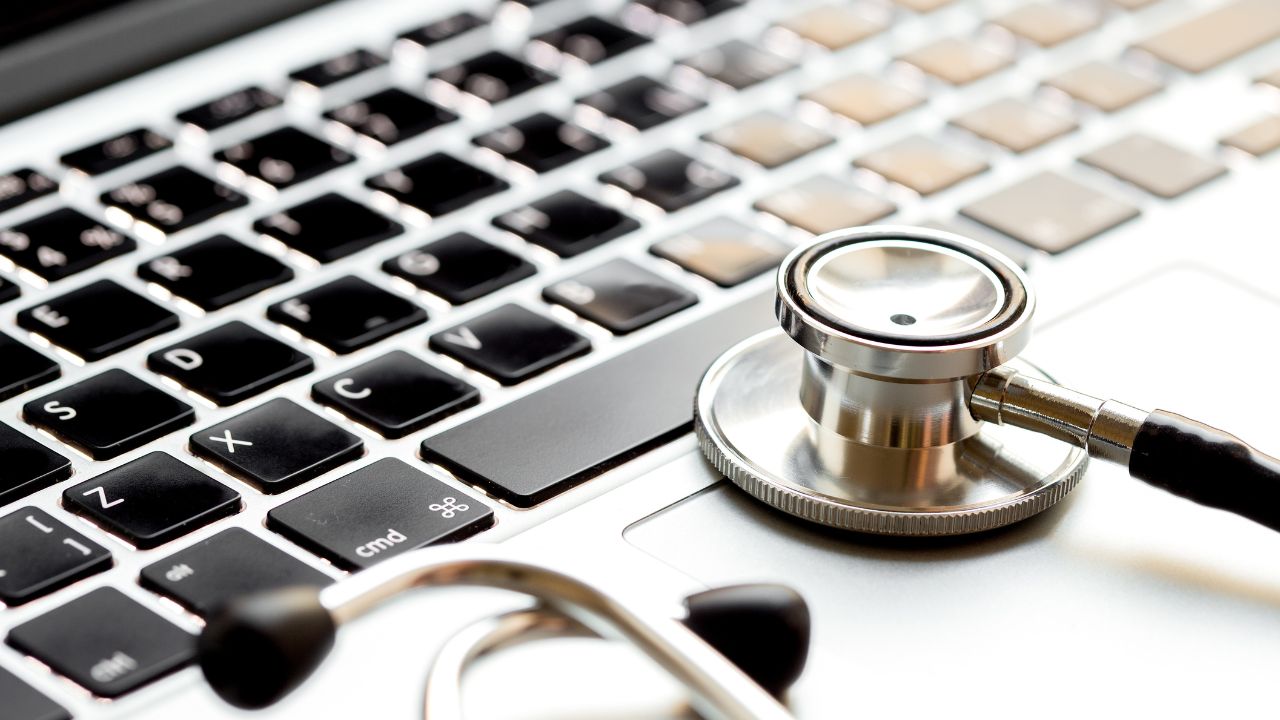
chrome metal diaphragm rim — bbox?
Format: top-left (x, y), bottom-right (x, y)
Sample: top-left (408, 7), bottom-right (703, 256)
top-left (695, 330), bottom-right (1089, 536)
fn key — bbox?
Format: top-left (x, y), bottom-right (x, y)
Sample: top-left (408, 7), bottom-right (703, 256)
top-left (268, 458), bottom-right (492, 570)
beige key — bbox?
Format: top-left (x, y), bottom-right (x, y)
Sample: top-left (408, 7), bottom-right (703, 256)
top-left (854, 135), bottom-right (989, 195)
top-left (1111, 0), bottom-right (1161, 10)
top-left (900, 37), bottom-right (1012, 84)
top-left (994, 2), bottom-right (1100, 46)
top-left (960, 171), bottom-right (1139, 252)
top-left (754, 175), bottom-right (895, 235)
top-left (895, 0), bottom-right (954, 12)
top-left (1221, 115), bottom-right (1280, 155)
top-left (1261, 68), bottom-right (1280, 88)
top-left (1079, 134), bottom-right (1226, 198)
top-left (803, 74), bottom-right (924, 125)
top-left (1134, 0), bottom-right (1280, 73)
top-left (651, 217), bottom-right (792, 287)
top-left (705, 111), bottom-right (834, 168)
top-left (1044, 61), bottom-right (1163, 111)
top-left (951, 98), bottom-right (1077, 152)
top-left (777, 4), bottom-right (886, 50)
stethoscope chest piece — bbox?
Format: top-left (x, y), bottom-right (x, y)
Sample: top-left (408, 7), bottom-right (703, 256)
top-left (696, 226), bottom-right (1088, 536)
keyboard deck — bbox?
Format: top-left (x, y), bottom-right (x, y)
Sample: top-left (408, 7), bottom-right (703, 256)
top-left (0, 0), bottom-right (1278, 714)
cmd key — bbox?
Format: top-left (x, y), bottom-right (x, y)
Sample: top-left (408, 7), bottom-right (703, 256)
top-left (140, 527), bottom-right (332, 617)
top-left (24, 369), bottom-right (195, 460)
top-left (268, 458), bottom-right (493, 570)
top-left (7, 587), bottom-right (194, 698)
top-left (0, 507), bottom-right (111, 605)
top-left (0, 423), bottom-right (71, 505)
top-left (16, 279), bottom-right (179, 361)
top-left (422, 291), bottom-right (772, 506)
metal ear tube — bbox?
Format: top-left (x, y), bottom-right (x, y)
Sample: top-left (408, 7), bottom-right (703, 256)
top-left (195, 545), bottom-right (808, 720)
top-left (696, 225), bottom-right (1280, 536)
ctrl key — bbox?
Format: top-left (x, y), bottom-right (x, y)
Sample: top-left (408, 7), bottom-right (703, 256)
top-left (6, 587), bottom-right (194, 698)
top-left (268, 458), bottom-right (493, 570)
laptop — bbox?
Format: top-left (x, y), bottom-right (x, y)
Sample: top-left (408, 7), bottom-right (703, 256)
top-left (1, 0), bottom-right (1279, 717)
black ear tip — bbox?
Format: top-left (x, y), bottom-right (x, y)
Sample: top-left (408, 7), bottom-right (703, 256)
top-left (683, 583), bottom-right (811, 697)
top-left (197, 586), bottom-right (337, 710)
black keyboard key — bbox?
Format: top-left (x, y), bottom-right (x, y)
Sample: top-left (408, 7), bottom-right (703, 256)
top-left (366, 153), bottom-right (508, 218)
top-left (137, 234), bottom-right (293, 310)
top-left (493, 190), bottom-right (639, 257)
top-left (6, 587), bottom-right (194, 698)
top-left (64, 452), bottom-right (239, 549)
top-left (423, 290), bottom-right (771, 506)
top-left (268, 458), bottom-right (493, 570)
top-left (177, 86), bottom-right (282, 132)
top-left (255, 193), bottom-right (401, 263)
top-left (600, 149), bottom-right (738, 212)
top-left (0, 208), bottom-right (135, 282)
top-left (24, 369), bottom-right (195, 461)
top-left (400, 12), bottom-right (486, 47)
top-left (0, 665), bottom-right (69, 720)
top-left (473, 113), bottom-right (609, 173)
top-left (216, 128), bottom-right (353, 189)
top-left (326, 88), bottom-right (456, 145)
top-left (61, 128), bottom-right (171, 175)
top-left (636, 0), bottom-right (743, 23)
top-left (189, 398), bottom-right (363, 494)
top-left (101, 166), bottom-right (247, 233)
top-left (535, 17), bottom-right (649, 64)
top-left (382, 232), bottom-right (535, 304)
top-left (0, 276), bottom-right (17, 303)
top-left (431, 51), bottom-right (554, 103)
top-left (430, 304), bottom-right (590, 385)
top-left (0, 508), bottom-right (109, 605)
top-left (147, 322), bottom-right (313, 406)
top-left (267, 276), bottom-right (426, 354)
top-left (0, 423), bottom-right (71, 505)
top-left (312, 351), bottom-right (479, 438)
top-left (544, 258), bottom-right (697, 334)
top-left (16, 280), bottom-right (179, 361)
top-left (0, 168), bottom-right (57, 213)
top-left (140, 528), bottom-right (332, 618)
top-left (579, 77), bottom-right (705, 130)
top-left (290, 49), bottom-right (386, 87)
top-left (0, 333), bottom-right (59, 402)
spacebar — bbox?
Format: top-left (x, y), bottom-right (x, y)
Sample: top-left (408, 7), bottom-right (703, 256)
top-left (421, 291), bottom-right (774, 507)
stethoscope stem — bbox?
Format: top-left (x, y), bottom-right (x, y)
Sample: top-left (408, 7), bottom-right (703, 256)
top-left (318, 547), bottom-right (796, 720)
top-left (972, 365), bottom-right (1280, 532)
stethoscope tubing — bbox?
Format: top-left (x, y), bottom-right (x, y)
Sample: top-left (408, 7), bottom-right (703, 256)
top-left (318, 546), bottom-right (794, 720)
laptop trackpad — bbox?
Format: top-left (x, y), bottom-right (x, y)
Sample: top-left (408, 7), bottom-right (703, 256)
top-left (625, 264), bottom-right (1280, 718)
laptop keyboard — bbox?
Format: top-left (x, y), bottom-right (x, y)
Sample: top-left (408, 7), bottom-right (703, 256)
top-left (0, 0), bottom-right (1278, 711)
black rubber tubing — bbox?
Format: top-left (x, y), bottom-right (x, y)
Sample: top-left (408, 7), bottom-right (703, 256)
top-left (1130, 410), bottom-right (1280, 532)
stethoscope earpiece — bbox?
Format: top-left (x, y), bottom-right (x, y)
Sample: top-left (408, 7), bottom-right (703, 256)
top-left (194, 547), bottom-right (808, 720)
top-left (198, 586), bottom-right (336, 710)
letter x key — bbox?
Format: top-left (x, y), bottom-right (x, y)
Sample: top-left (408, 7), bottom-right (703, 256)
top-left (208, 430), bottom-right (252, 454)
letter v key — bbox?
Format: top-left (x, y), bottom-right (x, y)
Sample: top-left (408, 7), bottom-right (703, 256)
top-left (443, 326), bottom-right (481, 350)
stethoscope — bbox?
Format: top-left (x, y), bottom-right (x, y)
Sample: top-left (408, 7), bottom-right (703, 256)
top-left (194, 226), bottom-right (1280, 718)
